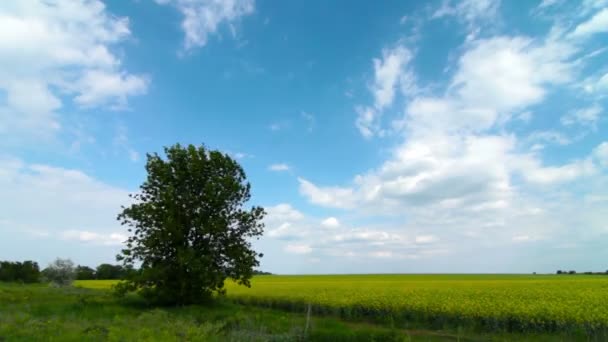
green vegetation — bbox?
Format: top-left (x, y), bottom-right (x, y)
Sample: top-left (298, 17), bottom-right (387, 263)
top-left (116, 143), bottom-right (265, 305)
top-left (0, 260), bottom-right (40, 283)
top-left (3, 275), bottom-right (608, 341)
top-left (0, 282), bottom-right (465, 341)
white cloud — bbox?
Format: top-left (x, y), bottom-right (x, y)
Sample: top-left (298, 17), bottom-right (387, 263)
top-left (0, 0), bottom-right (147, 141)
top-left (415, 235), bottom-right (437, 244)
top-left (396, 35), bottom-right (575, 136)
top-left (599, 73), bottom-right (608, 90)
top-left (321, 217), bottom-right (340, 228)
top-left (265, 203), bottom-right (304, 222)
top-left (267, 222), bottom-right (298, 240)
top-left (512, 235), bottom-right (529, 242)
top-left (372, 46), bottom-right (412, 110)
top-left (298, 178), bottom-right (355, 209)
top-left (432, 0), bottom-right (501, 40)
top-left (157, 0), bottom-right (255, 51)
top-left (0, 157), bottom-right (131, 247)
top-left (593, 142), bottom-right (608, 167)
top-left (297, 16), bottom-right (608, 270)
top-left (268, 163), bottom-right (290, 172)
top-left (537, 0), bottom-right (563, 9)
top-left (61, 230), bottom-right (126, 246)
top-left (570, 8), bottom-right (608, 38)
top-left (521, 159), bottom-right (596, 185)
top-left (284, 243), bottom-right (312, 254)
top-left (451, 36), bottom-right (572, 113)
top-left (356, 45), bottom-right (413, 138)
top-left (74, 70), bottom-right (149, 108)
top-left (526, 130), bottom-right (572, 146)
top-left (263, 204), bottom-right (307, 241)
top-left (561, 105), bottom-right (603, 128)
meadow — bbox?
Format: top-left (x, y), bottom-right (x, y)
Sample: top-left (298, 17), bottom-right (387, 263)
top-left (69, 274), bottom-right (608, 340)
top-left (0, 282), bottom-right (418, 341)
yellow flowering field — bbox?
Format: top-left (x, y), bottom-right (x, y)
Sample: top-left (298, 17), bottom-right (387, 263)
top-left (225, 274), bottom-right (608, 334)
top-left (77, 274), bottom-right (608, 334)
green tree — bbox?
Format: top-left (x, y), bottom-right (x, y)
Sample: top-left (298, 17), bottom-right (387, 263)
top-left (95, 264), bottom-right (124, 280)
top-left (18, 261), bottom-right (40, 283)
top-left (116, 144), bottom-right (265, 305)
top-left (0, 261), bottom-right (40, 283)
top-left (75, 265), bottom-right (96, 280)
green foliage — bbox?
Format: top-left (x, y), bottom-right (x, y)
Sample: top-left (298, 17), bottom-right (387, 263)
top-left (117, 143), bottom-right (265, 305)
top-left (75, 265), bottom-right (96, 280)
top-left (0, 260), bottom-right (40, 283)
top-left (42, 258), bottom-right (75, 287)
top-left (95, 264), bottom-right (125, 280)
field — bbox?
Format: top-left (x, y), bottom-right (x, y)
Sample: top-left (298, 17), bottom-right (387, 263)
top-left (0, 282), bottom-right (428, 341)
top-left (226, 274), bottom-right (608, 334)
top-left (69, 274), bottom-right (608, 340)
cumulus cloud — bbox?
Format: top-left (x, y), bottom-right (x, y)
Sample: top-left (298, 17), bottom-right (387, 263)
top-left (156, 0), bottom-right (255, 51)
top-left (265, 203), bottom-right (304, 222)
top-left (321, 217), bottom-right (340, 228)
top-left (296, 6), bottom-right (608, 270)
top-left (0, 0), bottom-right (148, 141)
top-left (0, 157), bottom-right (131, 248)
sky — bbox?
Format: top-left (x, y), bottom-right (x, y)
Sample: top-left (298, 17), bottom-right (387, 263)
top-left (1, 0), bottom-right (608, 274)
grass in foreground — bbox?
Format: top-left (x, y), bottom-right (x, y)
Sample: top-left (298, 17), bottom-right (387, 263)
top-left (0, 282), bottom-right (451, 341)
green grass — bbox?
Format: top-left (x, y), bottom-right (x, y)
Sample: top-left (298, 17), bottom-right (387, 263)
top-left (74, 274), bottom-right (608, 340)
top-left (0, 282), bottom-right (472, 341)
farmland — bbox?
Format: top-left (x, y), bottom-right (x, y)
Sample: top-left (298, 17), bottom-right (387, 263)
top-left (73, 274), bottom-right (608, 339)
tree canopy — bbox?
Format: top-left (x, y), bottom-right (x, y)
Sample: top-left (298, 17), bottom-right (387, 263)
top-left (116, 143), bottom-right (265, 305)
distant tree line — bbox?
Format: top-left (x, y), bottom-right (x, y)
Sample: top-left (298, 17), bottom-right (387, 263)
top-left (1, 259), bottom-right (273, 285)
top-left (252, 270), bottom-right (273, 275)
top-left (0, 260), bottom-right (137, 284)
top-left (0, 261), bottom-right (40, 283)
top-left (556, 270), bottom-right (608, 275)
top-left (75, 264), bottom-right (135, 280)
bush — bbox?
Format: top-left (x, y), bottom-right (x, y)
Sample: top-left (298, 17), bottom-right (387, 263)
top-left (42, 258), bottom-right (76, 287)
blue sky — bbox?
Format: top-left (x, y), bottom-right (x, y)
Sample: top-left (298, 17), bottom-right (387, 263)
top-left (1, 0), bottom-right (608, 274)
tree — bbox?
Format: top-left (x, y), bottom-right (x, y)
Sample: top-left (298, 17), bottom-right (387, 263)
top-left (76, 265), bottom-right (96, 280)
top-left (0, 261), bottom-right (17, 282)
top-left (95, 264), bottom-right (124, 280)
top-left (42, 258), bottom-right (75, 286)
top-left (116, 144), bottom-right (265, 305)
top-left (0, 260), bottom-right (40, 283)
top-left (18, 261), bottom-right (40, 283)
